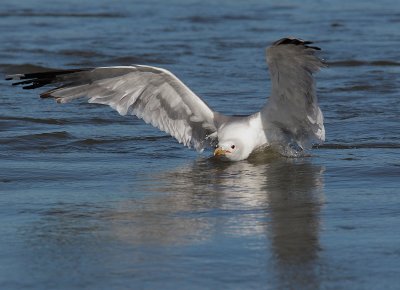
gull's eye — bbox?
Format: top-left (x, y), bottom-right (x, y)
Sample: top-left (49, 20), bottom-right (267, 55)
top-left (231, 145), bottom-right (235, 149)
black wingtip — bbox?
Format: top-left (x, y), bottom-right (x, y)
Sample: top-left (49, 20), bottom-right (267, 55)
top-left (273, 37), bottom-right (321, 50)
top-left (11, 79), bottom-right (32, 86)
top-left (5, 68), bottom-right (90, 91)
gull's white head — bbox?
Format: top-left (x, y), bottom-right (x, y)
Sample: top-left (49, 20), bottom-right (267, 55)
top-left (214, 139), bottom-right (243, 161)
top-left (213, 118), bottom-right (259, 161)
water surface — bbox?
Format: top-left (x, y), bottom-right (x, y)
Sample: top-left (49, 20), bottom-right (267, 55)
top-left (0, 0), bottom-right (399, 289)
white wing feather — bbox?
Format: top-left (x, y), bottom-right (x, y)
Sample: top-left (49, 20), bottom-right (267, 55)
top-left (8, 65), bottom-right (218, 151)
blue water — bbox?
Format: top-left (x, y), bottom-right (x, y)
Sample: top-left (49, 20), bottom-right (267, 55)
top-left (0, 0), bottom-right (399, 289)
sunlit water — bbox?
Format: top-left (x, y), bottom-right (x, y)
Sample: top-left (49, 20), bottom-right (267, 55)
top-left (0, 0), bottom-right (399, 289)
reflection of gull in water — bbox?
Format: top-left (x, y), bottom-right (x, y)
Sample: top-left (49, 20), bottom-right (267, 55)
top-left (7, 37), bottom-right (325, 160)
top-left (107, 155), bottom-right (324, 248)
top-left (23, 156), bottom-right (325, 287)
top-left (264, 159), bottom-right (325, 289)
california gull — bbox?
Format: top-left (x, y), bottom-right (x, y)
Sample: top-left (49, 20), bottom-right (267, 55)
top-left (6, 37), bottom-right (325, 161)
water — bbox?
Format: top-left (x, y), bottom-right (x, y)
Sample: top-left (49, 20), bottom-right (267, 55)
top-left (0, 0), bottom-right (399, 289)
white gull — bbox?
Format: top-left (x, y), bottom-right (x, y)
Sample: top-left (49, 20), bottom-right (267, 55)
top-left (6, 37), bottom-right (325, 161)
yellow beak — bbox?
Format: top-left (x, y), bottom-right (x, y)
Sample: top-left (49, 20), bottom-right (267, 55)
top-left (214, 147), bottom-right (229, 156)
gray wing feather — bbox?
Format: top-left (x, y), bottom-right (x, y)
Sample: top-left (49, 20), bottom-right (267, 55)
top-left (262, 37), bottom-right (325, 152)
top-left (8, 65), bottom-right (218, 151)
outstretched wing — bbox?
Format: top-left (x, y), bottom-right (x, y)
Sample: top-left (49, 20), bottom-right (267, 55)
top-left (7, 65), bottom-right (219, 151)
top-left (262, 37), bottom-right (325, 153)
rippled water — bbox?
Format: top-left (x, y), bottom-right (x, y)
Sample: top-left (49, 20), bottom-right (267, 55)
top-left (1, 0), bottom-right (399, 289)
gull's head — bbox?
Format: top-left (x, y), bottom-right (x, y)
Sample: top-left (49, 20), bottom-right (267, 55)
top-left (214, 139), bottom-right (247, 161)
top-left (213, 120), bottom-right (258, 161)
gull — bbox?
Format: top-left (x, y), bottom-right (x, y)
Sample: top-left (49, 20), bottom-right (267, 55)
top-left (6, 37), bottom-right (325, 161)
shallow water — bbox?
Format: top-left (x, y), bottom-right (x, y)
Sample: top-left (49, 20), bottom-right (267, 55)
top-left (0, 0), bottom-right (399, 289)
